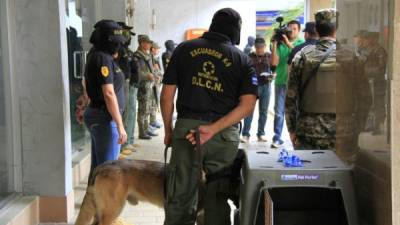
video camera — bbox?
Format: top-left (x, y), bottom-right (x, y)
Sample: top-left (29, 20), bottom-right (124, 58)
top-left (271, 17), bottom-right (292, 43)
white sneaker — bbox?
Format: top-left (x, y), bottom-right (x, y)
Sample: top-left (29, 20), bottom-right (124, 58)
top-left (271, 140), bottom-right (284, 148)
top-left (257, 136), bottom-right (268, 142)
top-left (240, 136), bottom-right (250, 143)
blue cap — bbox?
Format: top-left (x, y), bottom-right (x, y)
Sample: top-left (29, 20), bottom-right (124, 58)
top-left (93, 20), bottom-right (127, 43)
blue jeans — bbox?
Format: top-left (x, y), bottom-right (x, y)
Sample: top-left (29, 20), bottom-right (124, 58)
top-left (273, 85), bottom-right (287, 142)
top-left (242, 83), bottom-right (272, 137)
top-left (84, 107), bottom-right (120, 175)
top-left (124, 86), bottom-right (138, 145)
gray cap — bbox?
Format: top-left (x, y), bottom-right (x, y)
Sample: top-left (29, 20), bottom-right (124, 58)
top-left (138, 34), bottom-right (152, 43)
top-left (151, 41), bottom-right (161, 49)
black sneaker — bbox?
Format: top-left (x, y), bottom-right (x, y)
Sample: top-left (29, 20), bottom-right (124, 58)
top-left (139, 135), bottom-right (152, 140)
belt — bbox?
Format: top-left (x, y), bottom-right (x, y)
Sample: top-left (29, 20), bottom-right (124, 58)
top-left (89, 103), bottom-right (124, 115)
top-left (177, 112), bottom-right (239, 129)
top-left (88, 103), bottom-right (107, 111)
top-left (178, 111), bottom-right (223, 123)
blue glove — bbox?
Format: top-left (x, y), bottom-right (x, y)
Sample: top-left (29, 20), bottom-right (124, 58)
top-left (283, 155), bottom-right (304, 167)
top-left (277, 149), bottom-right (304, 167)
top-left (277, 149), bottom-right (289, 162)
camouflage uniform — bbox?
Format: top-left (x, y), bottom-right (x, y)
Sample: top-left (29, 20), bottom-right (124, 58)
top-left (149, 56), bottom-right (160, 124)
top-left (359, 35), bottom-right (387, 132)
top-left (286, 9), bottom-right (372, 163)
top-left (150, 42), bottom-right (163, 124)
top-left (133, 48), bottom-right (154, 137)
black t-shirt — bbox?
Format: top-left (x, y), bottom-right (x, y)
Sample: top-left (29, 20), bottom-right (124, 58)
top-left (162, 51), bottom-right (172, 71)
top-left (163, 31), bottom-right (258, 116)
top-left (84, 49), bottom-right (126, 113)
top-left (117, 47), bottom-right (131, 80)
top-left (117, 47), bottom-right (139, 86)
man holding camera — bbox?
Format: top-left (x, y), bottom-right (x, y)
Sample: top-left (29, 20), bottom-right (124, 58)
top-left (271, 20), bottom-right (304, 148)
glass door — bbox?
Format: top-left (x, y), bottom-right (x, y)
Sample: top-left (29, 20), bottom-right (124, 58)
top-left (66, 0), bottom-right (88, 155)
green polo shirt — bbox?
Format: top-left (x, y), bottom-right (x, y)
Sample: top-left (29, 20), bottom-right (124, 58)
top-left (275, 38), bottom-right (304, 86)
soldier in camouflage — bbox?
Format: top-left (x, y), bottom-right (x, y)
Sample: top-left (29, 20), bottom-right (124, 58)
top-left (359, 32), bottom-right (388, 134)
top-left (149, 41), bottom-right (163, 129)
top-left (133, 35), bottom-right (158, 139)
top-left (286, 9), bottom-right (372, 163)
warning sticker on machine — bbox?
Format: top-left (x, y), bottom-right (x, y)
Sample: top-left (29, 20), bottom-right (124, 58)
top-left (281, 174), bottom-right (320, 181)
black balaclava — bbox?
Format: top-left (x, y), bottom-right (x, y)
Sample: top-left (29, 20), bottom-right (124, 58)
top-left (89, 22), bottom-right (123, 54)
top-left (165, 40), bottom-right (175, 52)
top-left (209, 8), bottom-right (242, 45)
top-left (90, 29), bottom-right (121, 54)
top-left (247, 36), bottom-right (255, 47)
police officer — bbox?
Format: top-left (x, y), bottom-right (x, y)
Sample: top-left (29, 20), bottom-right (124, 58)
top-left (161, 8), bottom-right (258, 225)
top-left (243, 35), bottom-right (255, 55)
top-left (134, 34), bottom-right (158, 139)
top-left (162, 40), bottom-right (176, 70)
top-left (285, 9), bottom-right (371, 163)
top-left (287, 22), bottom-right (319, 65)
top-left (116, 22), bottom-right (140, 155)
top-left (83, 20), bottom-right (127, 175)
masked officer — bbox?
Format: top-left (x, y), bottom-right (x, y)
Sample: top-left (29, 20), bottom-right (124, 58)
top-left (243, 35), bottom-right (255, 55)
top-left (162, 39), bottom-right (176, 70)
top-left (286, 9), bottom-right (371, 163)
top-left (116, 22), bottom-right (140, 155)
top-left (83, 20), bottom-right (127, 175)
top-left (134, 34), bottom-right (158, 139)
top-left (161, 8), bottom-right (258, 225)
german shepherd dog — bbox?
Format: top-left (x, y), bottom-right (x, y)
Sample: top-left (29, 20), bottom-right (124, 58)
top-left (74, 159), bottom-right (205, 225)
top-left (74, 147), bottom-right (244, 225)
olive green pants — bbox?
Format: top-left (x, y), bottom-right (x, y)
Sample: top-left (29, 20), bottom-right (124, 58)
top-left (164, 119), bottom-right (239, 225)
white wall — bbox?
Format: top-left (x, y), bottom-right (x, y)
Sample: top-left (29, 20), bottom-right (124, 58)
top-left (13, 0), bottom-right (72, 196)
top-left (81, 0), bottom-right (127, 51)
top-left (133, 0), bottom-right (256, 51)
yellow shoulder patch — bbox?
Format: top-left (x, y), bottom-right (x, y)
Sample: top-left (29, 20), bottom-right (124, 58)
top-left (101, 66), bottom-right (109, 77)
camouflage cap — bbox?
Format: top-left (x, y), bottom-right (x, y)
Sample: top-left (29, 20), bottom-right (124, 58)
top-left (315, 8), bottom-right (338, 25)
top-left (138, 34), bottom-right (152, 43)
top-left (151, 41), bottom-right (161, 49)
